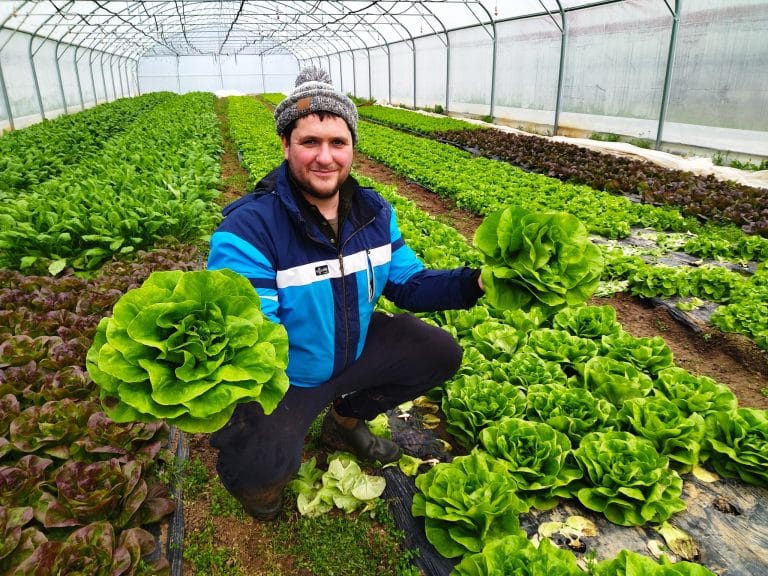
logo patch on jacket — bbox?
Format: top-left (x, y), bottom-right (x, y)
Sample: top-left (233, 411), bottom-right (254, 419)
top-left (315, 264), bottom-right (329, 276)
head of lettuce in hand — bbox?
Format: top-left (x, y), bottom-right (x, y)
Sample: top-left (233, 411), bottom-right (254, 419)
top-left (474, 206), bottom-right (603, 314)
top-left (86, 269), bottom-right (289, 433)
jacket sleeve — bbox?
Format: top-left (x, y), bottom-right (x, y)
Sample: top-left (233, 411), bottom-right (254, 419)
top-left (207, 229), bottom-right (281, 323)
top-left (384, 265), bottom-right (483, 312)
top-left (382, 210), bottom-right (483, 312)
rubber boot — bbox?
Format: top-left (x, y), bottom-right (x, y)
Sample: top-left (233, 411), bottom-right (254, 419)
top-left (321, 408), bottom-right (402, 464)
top-left (231, 483), bottom-right (285, 521)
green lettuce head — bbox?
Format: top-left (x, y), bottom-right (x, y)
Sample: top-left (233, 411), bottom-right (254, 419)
top-left (411, 451), bottom-right (528, 559)
top-left (593, 549), bottom-right (717, 576)
top-left (452, 534), bottom-right (583, 576)
top-left (525, 383), bottom-right (617, 443)
top-left (617, 396), bottom-right (706, 474)
top-left (573, 431), bottom-right (686, 527)
top-left (479, 418), bottom-right (582, 510)
top-left (86, 269), bottom-right (289, 433)
top-left (473, 206), bottom-right (603, 313)
top-left (705, 407), bottom-right (768, 486)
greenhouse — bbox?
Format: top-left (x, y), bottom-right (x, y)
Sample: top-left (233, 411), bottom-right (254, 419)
top-left (1, 1), bottom-right (767, 575)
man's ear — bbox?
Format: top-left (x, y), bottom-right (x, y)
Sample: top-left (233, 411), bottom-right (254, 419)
top-left (281, 134), bottom-right (290, 160)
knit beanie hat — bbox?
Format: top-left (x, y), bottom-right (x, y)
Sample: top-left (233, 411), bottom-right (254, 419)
top-left (274, 66), bottom-right (358, 144)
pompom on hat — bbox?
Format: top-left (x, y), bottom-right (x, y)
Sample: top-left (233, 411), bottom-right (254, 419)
top-left (274, 66), bottom-right (358, 144)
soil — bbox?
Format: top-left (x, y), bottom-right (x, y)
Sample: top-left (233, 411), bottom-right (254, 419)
top-left (180, 121), bottom-right (768, 575)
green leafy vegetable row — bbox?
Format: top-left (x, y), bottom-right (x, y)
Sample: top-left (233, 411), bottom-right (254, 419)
top-left (358, 104), bottom-right (768, 236)
top-left (360, 173), bottom-right (765, 574)
top-left (358, 104), bottom-right (481, 134)
top-left (0, 93), bottom-right (223, 275)
top-left (357, 120), bottom-right (691, 239)
top-left (0, 92), bottom-right (174, 197)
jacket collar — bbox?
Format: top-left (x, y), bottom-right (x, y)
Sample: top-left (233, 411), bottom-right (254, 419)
top-left (274, 161), bottom-right (382, 231)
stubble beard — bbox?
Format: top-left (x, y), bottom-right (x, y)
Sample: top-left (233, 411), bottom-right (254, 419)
top-left (289, 163), bottom-right (348, 201)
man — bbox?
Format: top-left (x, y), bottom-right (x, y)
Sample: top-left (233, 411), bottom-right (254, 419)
top-left (206, 67), bottom-right (484, 520)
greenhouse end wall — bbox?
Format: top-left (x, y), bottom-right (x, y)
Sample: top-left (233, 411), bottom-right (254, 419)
top-left (137, 54), bottom-right (299, 96)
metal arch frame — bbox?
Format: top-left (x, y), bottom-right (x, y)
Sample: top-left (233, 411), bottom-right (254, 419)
top-left (58, 3), bottom-right (176, 59)
top-left (535, 0), bottom-right (568, 136)
top-left (42, 5), bottom-right (145, 112)
top-left (243, 1), bottom-right (341, 60)
top-left (466, 0), bottom-right (497, 119)
top-left (28, 1), bottom-right (70, 120)
top-left (263, 0), bottom-right (378, 67)
top-left (24, 2), bottom-right (149, 60)
top-left (346, 3), bottom-right (406, 105)
top-left (656, 0), bottom-right (681, 150)
top-left (285, 0), bottom-right (398, 97)
top-left (3, 2), bottom-right (497, 69)
top-left (2, 0), bottom-right (691, 138)
top-left (370, 1), bottom-right (423, 108)
top-left (134, 2), bottom-right (330, 60)
top-left (0, 1), bottom-right (37, 129)
top-left (320, 1), bottom-right (415, 106)
top-left (5, 2), bottom-right (499, 60)
top-left (408, 0), bottom-right (450, 111)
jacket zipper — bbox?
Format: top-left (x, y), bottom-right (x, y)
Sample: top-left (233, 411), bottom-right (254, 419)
top-left (339, 215), bottom-right (376, 367)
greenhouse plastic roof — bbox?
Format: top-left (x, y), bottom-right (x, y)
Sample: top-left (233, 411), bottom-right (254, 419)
top-left (0, 0), bottom-right (623, 60)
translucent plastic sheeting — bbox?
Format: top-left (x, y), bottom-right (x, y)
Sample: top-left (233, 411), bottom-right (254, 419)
top-left (2, 1), bottom-right (766, 158)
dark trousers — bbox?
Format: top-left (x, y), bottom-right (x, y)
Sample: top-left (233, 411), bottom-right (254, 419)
top-left (209, 312), bottom-right (463, 494)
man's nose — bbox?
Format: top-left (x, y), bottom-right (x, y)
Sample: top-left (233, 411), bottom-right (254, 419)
top-left (316, 143), bottom-right (333, 163)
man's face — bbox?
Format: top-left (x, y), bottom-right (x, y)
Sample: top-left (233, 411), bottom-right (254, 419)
top-left (281, 113), bottom-right (354, 201)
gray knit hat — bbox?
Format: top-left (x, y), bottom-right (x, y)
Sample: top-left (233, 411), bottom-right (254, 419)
top-left (274, 66), bottom-right (358, 144)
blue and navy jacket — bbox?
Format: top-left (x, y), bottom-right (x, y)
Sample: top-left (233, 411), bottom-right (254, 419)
top-left (207, 161), bottom-right (482, 387)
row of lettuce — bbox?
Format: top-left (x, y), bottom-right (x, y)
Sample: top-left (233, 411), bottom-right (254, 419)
top-left (0, 92), bottom-right (222, 276)
top-left (232, 96), bottom-right (767, 575)
top-left (0, 93), bottom-right (765, 575)
top-left (353, 106), bottom-right (768, 351)
top-left (358, 104), bottom-right (768, 237)
top-left (0, 92), bottom-right (225, 575)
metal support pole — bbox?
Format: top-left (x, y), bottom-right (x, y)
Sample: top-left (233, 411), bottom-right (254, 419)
top-left (489, 26), bottom-right (497, 119)
top-left (445, 33), bottom-right (451, 113)
top-left (54, 40), bottom-right (68, 115)
top-left (338, 54), bottom-right (343, 92)
top-left (99, 52), bottom-right (109, 102)
top-left (134, 59), bottom-right (142, 96)
top-left (0, 58), bottom-right (14, 131)
top-left (117, 56), bottom-right (126, 98)
top-left (387, 45), bottom-right (392, 104)
top-left (108, 53), bottom-right (118, 100)
top-left (412, 40), bottom-right (416, 108)
top-left (87, 50), bottom-right (97, 104)
top-left (553, 3), bottom-right (567, 136)
top-left (73, 45), bottom-right (85, 110)
top-left (366, 47), bottom-right (372, 99)
top-left (260, 53), bottom-right (265, 93)
top-left (28, 34), bottom-right (45, 120)
top-left (656, 0), bottom-right (681, 150)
